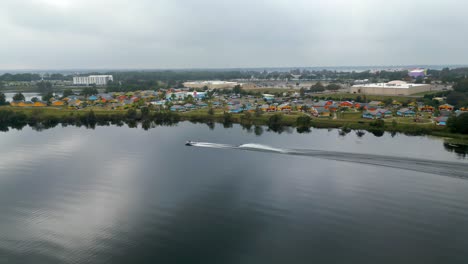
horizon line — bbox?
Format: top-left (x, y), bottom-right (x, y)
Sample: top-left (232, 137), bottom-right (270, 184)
top-left (1, 64), bottom-right (468, 73)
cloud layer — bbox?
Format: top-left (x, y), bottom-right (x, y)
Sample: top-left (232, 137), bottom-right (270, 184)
top-left (1, 0), bottom-right (467, 69)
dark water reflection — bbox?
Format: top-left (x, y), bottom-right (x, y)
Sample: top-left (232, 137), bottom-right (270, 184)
top-left (0, 123), bottom-right (467, 263)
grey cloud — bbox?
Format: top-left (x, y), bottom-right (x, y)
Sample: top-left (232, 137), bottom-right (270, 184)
top-left (1, 0), bottom-right (467, 69)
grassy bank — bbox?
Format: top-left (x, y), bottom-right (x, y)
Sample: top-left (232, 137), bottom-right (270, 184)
top-left (1, 106), bottom-right (468, 144)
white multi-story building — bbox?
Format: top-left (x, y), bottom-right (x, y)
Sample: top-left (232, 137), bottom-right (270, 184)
top-left (73, 75), bottom-right (113, 86)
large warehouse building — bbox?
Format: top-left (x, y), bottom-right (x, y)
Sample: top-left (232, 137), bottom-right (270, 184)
top-left (350, 80), bottom-right (432, 96)
top-left (183, 81), bottom-right (240, 89)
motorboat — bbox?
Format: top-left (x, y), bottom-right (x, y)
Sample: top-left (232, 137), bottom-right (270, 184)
top-left (185, 141), bottom-right (194, 146)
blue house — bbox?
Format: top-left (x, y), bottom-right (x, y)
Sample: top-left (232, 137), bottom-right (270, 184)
top-left (397, 108), bottom-right (415, 117)
top-left (435, 116), bottom-right (449, 126)
top-left (363, 109), bottom-right (392, 119)
top-left (362, 111), bottom-right (375, 119)
top-left (88, 95), bottom-right (98, 101)
top-left (170, 105), bottom-right (185, 112)
top-left (229, 104), bottom-right (244, 113)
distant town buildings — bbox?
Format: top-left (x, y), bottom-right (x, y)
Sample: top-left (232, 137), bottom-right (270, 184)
top-left (183, 81), bottom-right (239, 89)
top-left (408, 69), bottom-right (427, 79)
top-left (73, 75), bottom-right (113, 86)
top-left (350, 80), bottom-right (432, 95)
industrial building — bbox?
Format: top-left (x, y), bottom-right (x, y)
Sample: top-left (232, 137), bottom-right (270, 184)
top-left (73, 75), bottom-right (114, 86)
top-left (408, 69), bottom-right (427, 79)
top-left (183, 81), bottom-right (239, 89)
top-left (350, 80), bottom-right (432, 96)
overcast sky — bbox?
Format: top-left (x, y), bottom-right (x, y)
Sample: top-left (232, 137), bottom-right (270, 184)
top-left (1, 0), bottom-right (467, 69)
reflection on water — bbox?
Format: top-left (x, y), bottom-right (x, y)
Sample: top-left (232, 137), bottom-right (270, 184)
top-left (0, 123), bottom-right (468, 263)
top-left (1, 120), bottom-right (467, 158)
top-left (443, 142), bottom-right (468, 158)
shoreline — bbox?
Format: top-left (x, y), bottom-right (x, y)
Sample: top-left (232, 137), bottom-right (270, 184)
top-left (1, 106), bottom-right (468, 143)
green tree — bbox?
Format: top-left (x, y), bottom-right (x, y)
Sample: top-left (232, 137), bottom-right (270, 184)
top-left (37, 81), bottom-right (53, 94)
top-left (185, 95), bottom-right (195, 104)
top-left (86, 110), bottom-right (96, 124)
top-left (233, 85), bottom-right (242, 94)
top-left (62, 89), bottom-right (74, 98)
top-left (446, 92), bottom-right (468, 107)
top-left (223, 112), bottom-right (233, 124)
top-left (242, 111), bottom-right (252, 121)
top-left (267, 113), bottom-right (284, 132)
top-left (453, 79), bottom-right (468, 93)
top-left (326, 83), bottom-right (341, 91)
top-left (383, 98), bottom-right (393, 106)
top-left (126, 108), bottom-right (137, 119)
top-left (255, 105), bottom-right (263, 117)
top-left (299, 87), bottom-right (306, 97)
top-left (0, 92), bottom-right (6, 105)
top-left (31, 97), bottom-right (39, 103)
top-left (81, 87), bottom-right (98, 96)
top-left (310, 82), bottom-right (325, 92)
top-left (207, 107), bottom-right (214, 115)
top-left (296, 115), bottom-right (312, 128)
top-left (141, 106), bottom-right (150, 118)
top-left (447, 113), bottom-right (468, 134)
top-left (42, 92), bottom-right (54, 102)
top-left (12, 92), bottom-right (25, 101)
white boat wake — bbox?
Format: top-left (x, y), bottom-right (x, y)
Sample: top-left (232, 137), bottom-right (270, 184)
top-left (188, 141), bottom-right (468, 179)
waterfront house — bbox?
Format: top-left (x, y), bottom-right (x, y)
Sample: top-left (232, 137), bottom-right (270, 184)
top-left (440, 109), bottom-right (452, 116)
top-left (264, 105), bottom-right (274, 112)
top-left (170, 105), bottom-right (185, 112)
top-left (315, 107), bottom-right (330, 117)
top-left (260, 104), bottom-right (269, 112)
top-left (435, 116), bottom-right (449, 126)
top-left (379, 109), bottom-right (393, 118)
top-left (420, 105), bottom-right (435, 112)
top-left (10, 101), bottom-right (23, 107)
top-left (408, 101), bottom-right (419, 108)
top-left (229, 105), bottom-right (243, 113)
top-left (439, 104), bottom-right (454, 111)
top-left (354, 102), bottom-right (368, 110)
top-left (313, 100), bottom-right (333, 109)
top-left (33, 101), bottom-right (47, 107)
top-left (369, 101), bottom-right (384, 107)
top-left (328, 104), bottom-right (339, 112)
top-left (367, 105), bottom-right (379, 111)
top-left (88, 95), bottom-right (98, 101)
top-left (363, 109), bottom-right (392, 119)
top-left (184, 103), bottom-right (196, 109)
top-left (51, 100), bottom-right (65, 106)
top-left (362, 111), bottom-right (375, 119)
top-left (392, 100), bottom-right (403, 107)
top-left (396, 108), bottom-right (415, 117)
top-left (263, 94), bottom-right (275, 101)
top-left (339, 101), bottom-right (353, 108)
top-left (68, 99), bottom-right (82, 107)
top-left (278, 103), bottom-right (291, 112)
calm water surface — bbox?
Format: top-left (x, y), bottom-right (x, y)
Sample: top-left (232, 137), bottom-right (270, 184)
top-left (0, 123), bottom-right (467, 263)
top-left (4, 92), bottom-right (41, 102)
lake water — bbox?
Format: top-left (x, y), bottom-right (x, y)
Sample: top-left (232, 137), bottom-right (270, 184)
top-left (0, 123), bottom-right (467, 263)
top-left (4, 93), bottom-right (41, 102)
